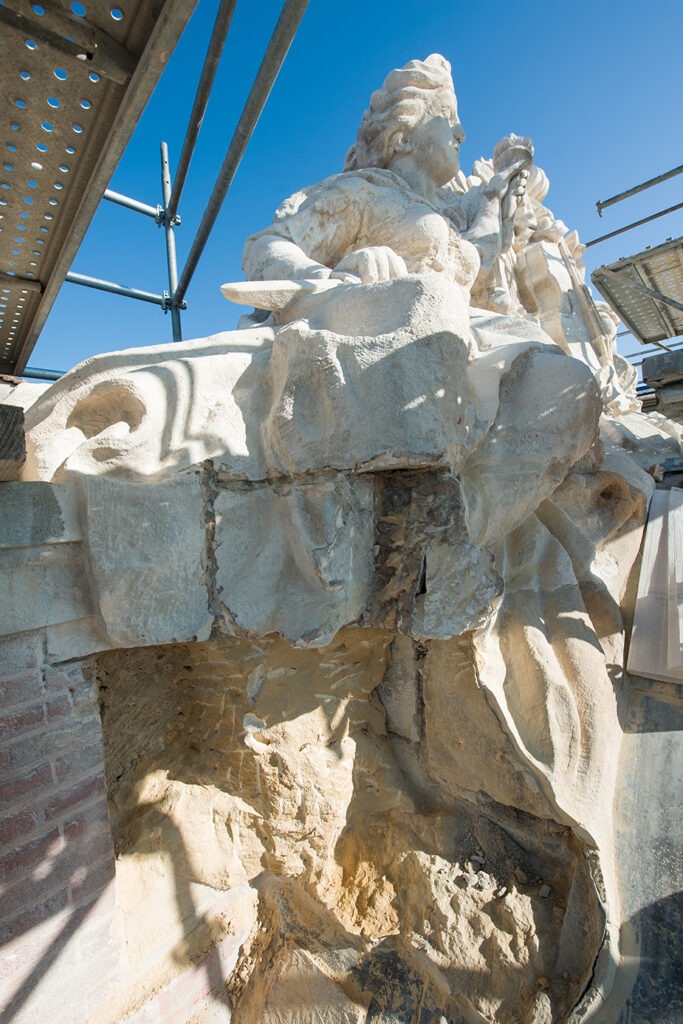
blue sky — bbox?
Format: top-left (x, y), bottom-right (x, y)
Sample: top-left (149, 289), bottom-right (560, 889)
top-left (29, 0), bottom-right (683, 372)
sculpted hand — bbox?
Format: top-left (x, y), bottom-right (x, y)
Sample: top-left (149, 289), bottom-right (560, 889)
top-left (331, 246), bottom-right (408, 284)
top-left (468, 164), bottom-right (530, 262)
top-left (485, 160), bottom-right (530, 202)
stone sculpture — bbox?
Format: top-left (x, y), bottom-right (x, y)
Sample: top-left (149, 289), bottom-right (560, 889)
top-left (18, 54), bottom-right (682, 1023)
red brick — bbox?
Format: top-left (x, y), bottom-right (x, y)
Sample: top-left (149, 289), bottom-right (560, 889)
top-left (43, 660), bottom-right (91, 693)
top-left (0, 827), bottom-right (62, 884)
top-left (0, 632), bottom-right (44, 675)
top-left (63, 798), bottom-right (111, 843)
top-left (0, 830), bottom-right (111, 923)
top-left (0, 763), bottom-right (52, 807)
top-left (0, 670), bottom-right (43, 709)
top-left (0, 808), bottom-right (41, 847)
top-left (0, 908), bottom-right (67, 983)
top-left (0, 705), bottom-right (44, 739)
top-left (74, 911), bottom-right (121, 984)
top-left (69, 851), bottom-right (115, 903)
top-left (45, 695), bottom-right (72, 721)
top-left (44, 775), bottom-right (106, 822)
top-left (0, 717), bottom-right (96, 778)
top-left (157, 945), bottom-right (229, 1022)
top-left (54, 741), bottom-right (104, 784)
top-left (0, 885), bottom-right (69, 946)
top-left (1, 736), bottom-right (48, 778)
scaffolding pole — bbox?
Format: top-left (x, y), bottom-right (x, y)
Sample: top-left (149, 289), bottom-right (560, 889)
top-left (597, 164), bottom-right (683, 216)
top-left (166, 0), bottom-right (239, 222)
top-left (175, 0), bottom-right (310, 306)
top-left (160, 142), bottom-right (183, 341)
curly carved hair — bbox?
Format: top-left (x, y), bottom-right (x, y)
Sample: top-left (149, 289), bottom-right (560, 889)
top-left (344, 54), bottom-right (457, 171)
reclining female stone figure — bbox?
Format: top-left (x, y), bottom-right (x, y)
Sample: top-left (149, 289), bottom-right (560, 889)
top-left (237, 53), bottom-right (601, 548)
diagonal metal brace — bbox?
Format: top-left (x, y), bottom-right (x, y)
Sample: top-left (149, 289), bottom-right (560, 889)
top-left (601, 268), bottom-right (683, 315)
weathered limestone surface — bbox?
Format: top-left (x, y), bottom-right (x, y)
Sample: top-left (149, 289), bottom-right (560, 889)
top-left (96, 633), bottom-right (604, 1024)
top-left (2, 53), bottom-right (681, 1024)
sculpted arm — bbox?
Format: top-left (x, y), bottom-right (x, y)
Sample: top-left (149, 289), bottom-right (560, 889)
top-left (243, 177), bottom-right (363, 284)
top-left (242, 175), bottom-right (406, 285)
top-left (460, 164), bottom-right (529, 272)
top-left (243, 234), bottom-right (333, 282)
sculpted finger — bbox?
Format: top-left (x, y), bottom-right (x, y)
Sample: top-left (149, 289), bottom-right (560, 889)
top-left (357, 250), bottom-right (377, 284)
top-left (387, 250), bottom-right (408, 277)
top-left (376, 248), bottom-right (392, 281)
top-left (330, 270), bottom-right (362, 283)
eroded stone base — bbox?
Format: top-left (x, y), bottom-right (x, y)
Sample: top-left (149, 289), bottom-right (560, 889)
top-left (96, 630), bottom-right (606, 1023)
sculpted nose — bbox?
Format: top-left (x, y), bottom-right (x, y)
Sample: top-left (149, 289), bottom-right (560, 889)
top-left (454, 122), bottom-right (465, 144)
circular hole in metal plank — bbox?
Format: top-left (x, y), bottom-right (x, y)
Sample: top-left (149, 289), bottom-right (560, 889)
top-left (72, 124), bottom-right (83, 134)
top-left (47, 97), bottom-right (60, 108)
top-left (110, 7), bottom-right (123, 20)
top-left (54, 68), bottom-right (68, 81)
top-left (41, 122), bottom-right (54, 132)
top-left (71, 2), bottom-right (86, 15)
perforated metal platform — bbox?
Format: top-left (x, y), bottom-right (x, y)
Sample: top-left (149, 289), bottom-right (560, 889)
top-left (591, 237), bottom-right (683, 346)
top-left (0, 0), bottom-right (195, 375)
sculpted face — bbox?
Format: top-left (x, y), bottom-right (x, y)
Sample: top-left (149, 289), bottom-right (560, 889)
top-left (403, 98), bottom-right (465, 188)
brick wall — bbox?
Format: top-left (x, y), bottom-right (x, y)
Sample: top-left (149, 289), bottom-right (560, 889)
top-left (0, 480), bottom-right (263, 1022)
top-left (0, 627), bottom-right (123, 1024)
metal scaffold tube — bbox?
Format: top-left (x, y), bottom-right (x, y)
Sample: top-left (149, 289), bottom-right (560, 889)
top-left (160, 141), bottom-right (183, 342)
top-left (174, 0), bottom-right (310, 306)
top-left (585, 201), bottom-right (683, 247)
top-left (65, 271), bottom-right (169, 307)
top-left (103, 189), bottom-right (161, 220)
top-left (166, 0), bottom-right (239, 223)
top-left (596, 164), bottom-right (683, 216)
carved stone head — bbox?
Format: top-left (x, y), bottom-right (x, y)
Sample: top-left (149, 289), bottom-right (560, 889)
top-left (344, 54), bottom-right (461, 179)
